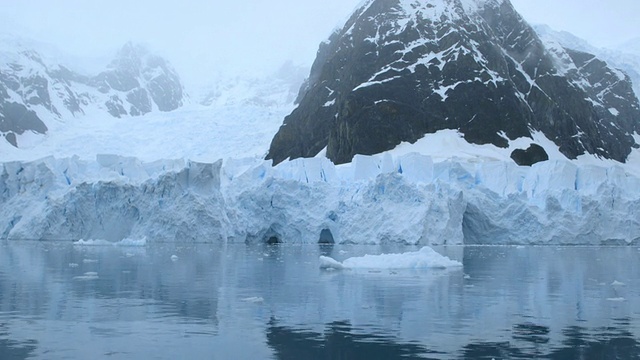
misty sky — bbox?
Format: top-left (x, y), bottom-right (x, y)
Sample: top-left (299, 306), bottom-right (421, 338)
top-left (1, 0), bottom-right (639, 87)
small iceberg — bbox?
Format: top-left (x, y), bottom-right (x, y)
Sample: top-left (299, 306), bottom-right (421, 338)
top-left (75, 239), bottom-right (112, 246)
top-left (320, 246), bottom-right (462, 270)
top-left (319, 256), bottom-right (345, 270)
top-left (73, 272), bottom-right (99, 281)
top-left (74, 237), bottom-right (147, 247)
top-left (606, 297), bottom-right (627, 302)
top-left (241, 297), bottom-right (265, 303)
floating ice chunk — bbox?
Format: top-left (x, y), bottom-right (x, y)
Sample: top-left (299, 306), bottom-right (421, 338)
top-left (611, 280), bottom-right (626, 286)
top-left (241, 297), bottom-right (265, 303)
top-left (73, 272), bottom-right (99, 281)
top-left (75, 239), bottom-right (112, 246)
top-left (606, 297), bottom-right (627, 302)
top-left (82, 259), bottom-right (98, 264)
top-left (171, 255), bottom-right (179, 262)
top-left (320, 246), bottom-right (462, 270)
top-left (319, 256), bottom-right (345, 270)
top-left (117, 237), bottom-right (147, 247)
top-left (74, 237), bottom-right (147, 247)
top-left (68, 263), bottom-right (79, 268)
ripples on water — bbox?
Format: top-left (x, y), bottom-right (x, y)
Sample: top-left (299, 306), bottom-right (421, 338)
top-left (0, 242), bottom-right (639, 359)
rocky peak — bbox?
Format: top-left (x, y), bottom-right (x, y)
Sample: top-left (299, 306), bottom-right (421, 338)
top-left (267, 0), bottom-right (640, 165)
top-left (111, 42), bottom-right (147, 72)
top-left (93, 43), bottom-right (184, 114)
top-left (0, 40), bottom-right (186, 148)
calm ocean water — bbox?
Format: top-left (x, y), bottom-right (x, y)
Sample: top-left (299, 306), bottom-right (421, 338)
top-left (0, 242), bottom-right (639, 359)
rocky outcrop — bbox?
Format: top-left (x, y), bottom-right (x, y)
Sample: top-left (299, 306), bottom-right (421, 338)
top-left (267, 0), bottom-right (640, 165)
top-left (92, 43), bottom-right (184, 114)
top-left (0, 42), bottom-right (185, 147)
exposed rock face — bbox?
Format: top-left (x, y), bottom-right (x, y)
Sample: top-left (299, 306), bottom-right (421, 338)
top-left (267, 0), bottom-right (640, 165)
top-left (510, 144), bottom-right (548, 166)
top-left (0, 42), bottom-right (185, 147)
top-left (93, 43), bottom-right (184, 114)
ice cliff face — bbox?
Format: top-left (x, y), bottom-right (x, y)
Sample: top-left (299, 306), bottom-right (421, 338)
top-left (1, 154), bottom-right (639, 245)
top-left (267, 0), bottom-right (640, 165)
top-left (0, 41), bottom-right (185, 148)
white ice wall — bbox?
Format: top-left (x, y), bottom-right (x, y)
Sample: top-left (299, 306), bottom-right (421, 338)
top-left (1, 153), bottom-right (639, 245)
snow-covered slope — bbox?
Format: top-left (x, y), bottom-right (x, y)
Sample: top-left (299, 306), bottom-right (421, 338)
top-left (535, 25), bottom-right (640, 100)
top-left (196, 62), bottom-right (307, 108)
top-left (0, 39), bottom-right (185, 148)
top-left (0, 65), bottom-right (302, 163)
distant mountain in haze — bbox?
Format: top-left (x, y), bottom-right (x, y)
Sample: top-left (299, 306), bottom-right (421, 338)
top-left (0, 39), bottom-right (185, 148)
top-left (197, 62), bottom-right (308, 108)
top-left (267, 0), bottom-right (640, 166)
top-left (535, 25), bottom-right (640, 99)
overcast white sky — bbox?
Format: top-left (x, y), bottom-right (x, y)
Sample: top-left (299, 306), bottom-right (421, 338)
top-left (1, 0), bottom-right (639, 87)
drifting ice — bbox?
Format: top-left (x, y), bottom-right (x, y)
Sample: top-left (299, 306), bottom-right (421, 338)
top-left (319, 246), bottom-right (462, 270)
top-left (74, 237), bottom-right (147, 247)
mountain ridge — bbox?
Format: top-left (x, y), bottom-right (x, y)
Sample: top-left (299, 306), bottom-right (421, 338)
top-left (535, 24), bottom-right (640, 99)
top-left (0, 40), bottom-right (185, 148)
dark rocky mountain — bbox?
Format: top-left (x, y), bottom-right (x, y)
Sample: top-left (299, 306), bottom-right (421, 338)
top-left (0, 42), bottom-right (184, 147)
top-left (267, 0), bottom-right (640, 165)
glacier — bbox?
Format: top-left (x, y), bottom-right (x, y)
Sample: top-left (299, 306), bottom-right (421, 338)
top-left (1, 146), bottom-right (639, 245)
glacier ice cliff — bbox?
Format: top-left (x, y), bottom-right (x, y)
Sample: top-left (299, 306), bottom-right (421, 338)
top-left (1, 154), bottom-right (639, 245)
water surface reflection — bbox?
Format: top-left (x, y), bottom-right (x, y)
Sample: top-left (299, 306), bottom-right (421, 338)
top-left (0, 242), bottom-right (639, 359)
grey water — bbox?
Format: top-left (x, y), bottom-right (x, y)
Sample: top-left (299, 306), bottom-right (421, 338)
top-left (0, 242), bottom-right (639, 359)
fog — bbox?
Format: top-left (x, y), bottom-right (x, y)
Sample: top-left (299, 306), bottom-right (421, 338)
top-left (1, 0), bottom-right (638, 88)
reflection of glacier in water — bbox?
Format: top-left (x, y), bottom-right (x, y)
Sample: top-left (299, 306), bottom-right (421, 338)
top-left (0, 242), bottom-right (639, 358)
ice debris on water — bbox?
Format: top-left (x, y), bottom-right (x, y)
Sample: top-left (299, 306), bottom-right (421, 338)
top-left (73, 272), bottom-right (99, 281)
top-left (320, 246), bottom-right (462, 270)
top-left (171, 255), bottom-right (179, 262)
top-left (319, 256), bottom-right (345, 270)
top-left (74, 237), bottom-right (147, 247)
top-left (611, 280), bottom-right (626, 286)
top-left (241, 297), bottom-right (265, 303)
top-left (606, 297), bottom-right (627, 302)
